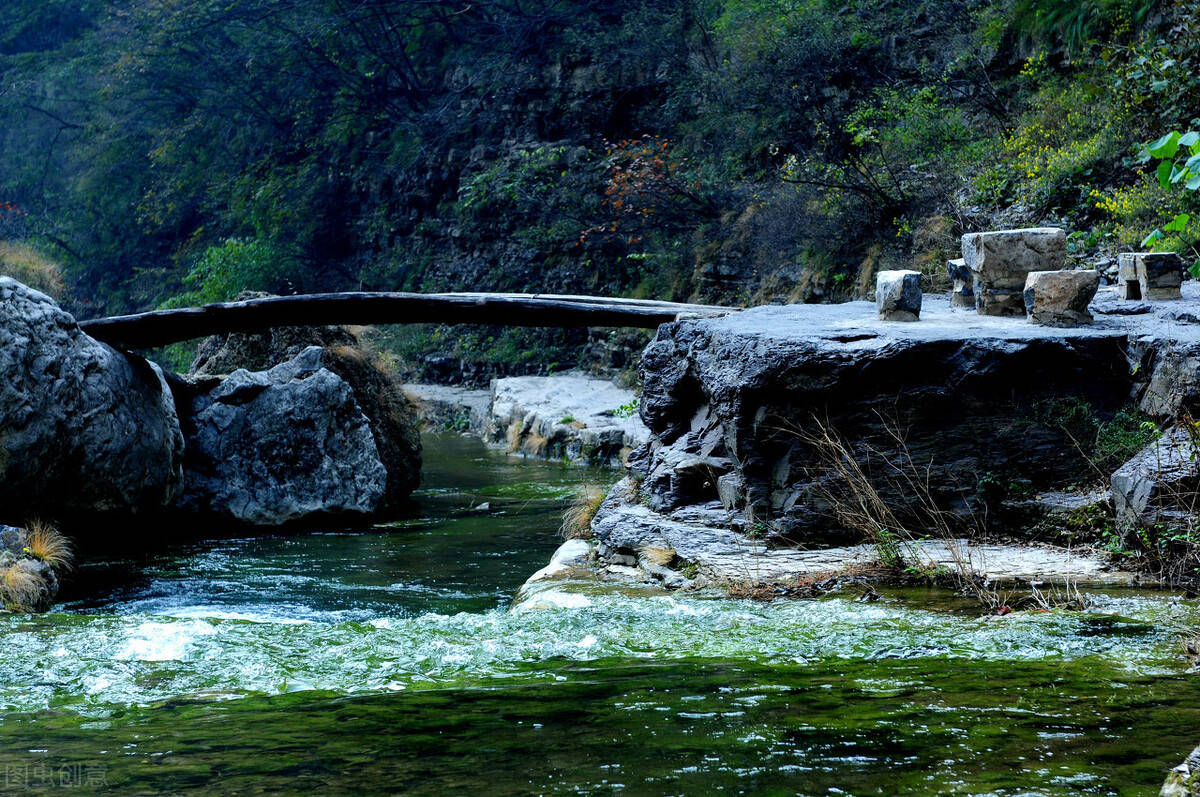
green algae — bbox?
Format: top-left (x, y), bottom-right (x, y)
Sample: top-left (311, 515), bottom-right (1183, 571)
top-left (0, 434), bottom-right (1198, 795)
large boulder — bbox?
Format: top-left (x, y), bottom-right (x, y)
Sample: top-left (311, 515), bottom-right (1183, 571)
top-left (1110, 427), bottom-right (1200, 534)
top-left (633, 296), bottom-right (1134, 543)
top-left (189, 324), bottom-right (421, 509)
top-left (0, 277), bottom-right (184, 519)
top-left (177, 347), bottom-right (388, 526)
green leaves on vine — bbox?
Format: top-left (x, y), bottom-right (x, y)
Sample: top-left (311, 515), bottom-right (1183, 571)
top-left (1140, 130), bottom-right (1200, 273)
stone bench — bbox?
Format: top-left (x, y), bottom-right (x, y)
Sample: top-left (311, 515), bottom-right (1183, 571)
top-left (1023, 269), bottom-right (1100, 326)
top-left (945, 257), bottom-right (974, 308)
top-left (1118, 252), bottom-right (1184, 301)
top-left (876, 270), bottom-right (921, 321)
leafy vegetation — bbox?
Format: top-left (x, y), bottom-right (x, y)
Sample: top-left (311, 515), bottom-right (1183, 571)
top-left (0, 0), bottom-right (1198, 372)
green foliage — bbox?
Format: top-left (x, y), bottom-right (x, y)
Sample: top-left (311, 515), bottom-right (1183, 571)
top-left (162, 238), bottom-right (293, 308)
top-left (612, 399), bottom-right (640, 419)
top-left (1037, 398), bottom-right (1159, 473)
top-left (1010, 0), bottom-right (1155, 56)
top-left (1139, 130), bottom-right (1200, 272)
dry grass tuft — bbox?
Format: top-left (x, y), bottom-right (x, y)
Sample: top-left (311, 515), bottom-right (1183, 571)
top-left (639, 546), bottom-right (676, 567)
top-left (524, 432), bottom-right (549, 457)
top-left (1, 563), bottom-right (45, 611)
top-left (0, 241), bottom-right (66, 299)
top-left (561, 484), bottom-right (606, 540)
top-left (25, 520), bottom-right (73, 571)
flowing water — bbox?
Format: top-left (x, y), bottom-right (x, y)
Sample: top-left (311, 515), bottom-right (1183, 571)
top-left (2, 434), bottom-right (1200, 795)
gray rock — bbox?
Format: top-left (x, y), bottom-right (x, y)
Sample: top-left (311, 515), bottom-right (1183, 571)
top-left (643, 443), bottom-right (732, 512)
top-left (1111, 427), bottom-right (1199, 533)
top-left (1131, 339), bottom-right (1200, 419)
top-left (177, 346), bottom-right (387, 526)
top-left (403, 383), bottom-right (490, 434)
top-left (716, 472), bottom-right (744, 511)
top-left (0, 277), bottom-right (184, 519)
top-left (189, 325), bottom-right (421, 511)
top-left (488, 372), bottom-right (648, 465)
top-left (945, 257), bottom-right (975, 308)
top-left (1023, 269), bottom-right (1100, 326)
top-left (962, 228), bottom-right (1066, 315)
top-left (1118, 252), bottom-right (1184, 301)
top-left (875, 269), bottom-right (922, 321)
top-left (1161, 743), bottom-right (1200, 797)
top-left (590, 481), bottom-right (1137, 587)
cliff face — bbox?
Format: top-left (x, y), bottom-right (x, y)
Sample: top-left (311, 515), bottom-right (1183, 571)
top-left (600, 285), bottom-right (1200, 572)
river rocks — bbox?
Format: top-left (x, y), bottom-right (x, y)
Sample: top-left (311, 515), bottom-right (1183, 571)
top-left (0, 277), bottom-right (184, 520)
top-left (1110, 427), bottom-right (1200, 534)
top-left (403, 383), bottom-right (491, 434)
top-left (1162, 744), bottom-right (1200, 797)
top-left (875, 270), bottom-right (922, 321)
top-left (1119, 252), bottom-right (1184, 301)
top-left (946, 257), bottom-right (974, 308)
top-left (962, 227), bottom-right (1066, 316)
top-left (586, 479), bottom-right (1138, 588)
top-left (1023, 270), bottom-right (1100, 326)
top-left (488, 372), bottom-right (648, 464)
top-left (189, 324), bottom-right (421, 510)
top-left (177, 347), bottom-right (387, 526)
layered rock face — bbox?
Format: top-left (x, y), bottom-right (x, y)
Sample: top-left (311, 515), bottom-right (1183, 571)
top-left (0, 277), bottom-right (184, 519)
top-left (177, 347), bottom-right (388, 526)
top-left (630, 297), bottom-right (1132, 546)
top-left (586, 281), bottom-right (1200, 589)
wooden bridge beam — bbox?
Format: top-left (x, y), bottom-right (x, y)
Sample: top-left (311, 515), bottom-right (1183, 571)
top-left (78, 291), bottom-right (736, 350)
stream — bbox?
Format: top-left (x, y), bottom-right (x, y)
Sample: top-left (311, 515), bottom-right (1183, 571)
top-left (2, 434), bottom-right (1200, 795)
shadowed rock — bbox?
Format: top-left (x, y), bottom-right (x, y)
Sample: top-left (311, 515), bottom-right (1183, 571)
top-left (177, 347), bottom-right (388, 526)
top-left (0, 277), bottom-right (184, 521)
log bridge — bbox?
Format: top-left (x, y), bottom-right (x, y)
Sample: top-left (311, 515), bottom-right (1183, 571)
top-left (79, 291), bottom-right (737, 350)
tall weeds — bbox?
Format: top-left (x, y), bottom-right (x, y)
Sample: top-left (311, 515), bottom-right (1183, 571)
top-left (793, 412), bottom-right (1084, 612)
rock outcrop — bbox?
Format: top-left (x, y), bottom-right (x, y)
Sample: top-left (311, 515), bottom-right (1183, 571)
top-left (177, 347), bottom-right (388, 526)
top-left (0, 277), bottom-right (184, 520)
top-left (189, 323), bottom-right (421, 510)
top-left (1111, 427), bottom-right (1200, 535)
top-left (488, 373), bottom-right (648, 464)
top-left (586, 282), bottom-right (1200, 587)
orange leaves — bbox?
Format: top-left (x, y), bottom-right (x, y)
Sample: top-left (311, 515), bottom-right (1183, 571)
top-left (574, 134), bottom-right (714, 250)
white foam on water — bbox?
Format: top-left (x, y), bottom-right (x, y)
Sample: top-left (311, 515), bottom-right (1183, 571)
top-left (115, 620), bottom-right (218, 662)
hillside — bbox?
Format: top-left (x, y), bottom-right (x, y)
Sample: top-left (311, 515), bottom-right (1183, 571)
top-left (0, 0), bottom-right (1197, 379)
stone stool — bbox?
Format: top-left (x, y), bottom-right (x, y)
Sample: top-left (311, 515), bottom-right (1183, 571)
top-left (962, 227), bottom-right (1066, 316)
top-left (1023, 269), bottom-right (1100, 326)
top-left (1117, 252), bottom-right (1184, 301)
top-left (945, 257), bottom-right (974, 308)
top-left (876, 270), bottom-right (921, 322)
